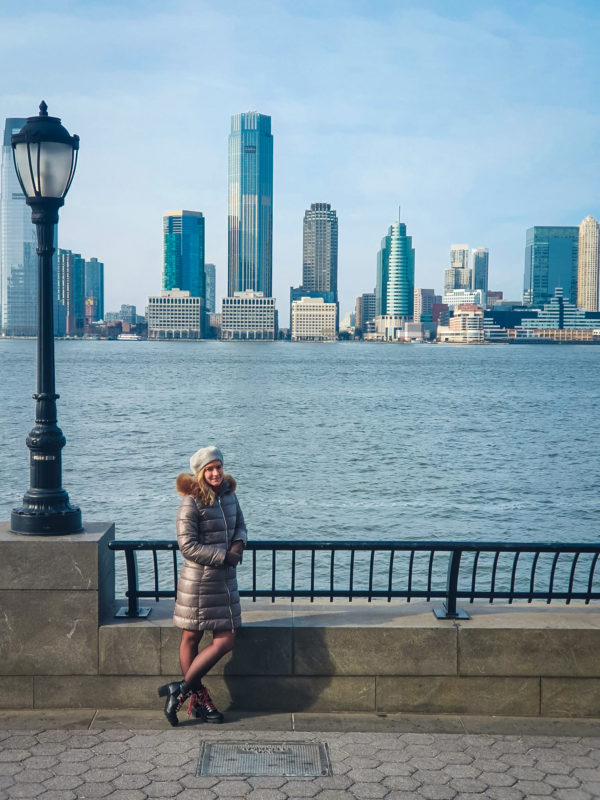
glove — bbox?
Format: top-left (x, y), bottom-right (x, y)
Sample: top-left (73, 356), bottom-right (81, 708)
top-left (225, 549), bottom-right (242, 567)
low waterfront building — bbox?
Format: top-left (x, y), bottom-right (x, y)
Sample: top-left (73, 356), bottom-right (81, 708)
top-left (364, 314), bottom-right (409, 341)
top-left (291, 296), bottom-right (337, 341)
top-left (221, 290), bottom-right (277, 340)
top-left (520, 288), bottom-right (600, 332)
top-left (147, 289), bottom-right (204, 339)
top-left (438, 304), bottom-right (484, 343)
top-left (443, 288), bottom-right (484, 310)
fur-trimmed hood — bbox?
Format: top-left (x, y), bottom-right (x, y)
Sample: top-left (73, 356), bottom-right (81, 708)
top-left (176, 472), bottom-right (237, 497)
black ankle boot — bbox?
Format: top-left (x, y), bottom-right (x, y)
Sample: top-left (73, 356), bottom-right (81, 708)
top-left (189, 685), bottom-right (224, 724)
top-left (157, 681), bottom-right (190, 727)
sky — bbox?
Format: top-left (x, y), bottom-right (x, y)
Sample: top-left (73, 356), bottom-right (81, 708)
top-left (1, 0), bottom-right (599, 323)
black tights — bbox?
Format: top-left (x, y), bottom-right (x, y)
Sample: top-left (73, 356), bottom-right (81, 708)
top-left (179, 629), bottom-right (235, 691)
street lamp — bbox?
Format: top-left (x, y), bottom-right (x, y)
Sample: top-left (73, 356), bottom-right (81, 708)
top-left (10, 101), bottom-right (82, 535)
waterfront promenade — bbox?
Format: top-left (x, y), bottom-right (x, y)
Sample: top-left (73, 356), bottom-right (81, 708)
top-left (1, 711), bottom-right (600, 799)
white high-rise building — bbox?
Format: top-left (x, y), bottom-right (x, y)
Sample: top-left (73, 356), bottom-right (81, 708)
top-left (577, 216), bottom-right (600, 311)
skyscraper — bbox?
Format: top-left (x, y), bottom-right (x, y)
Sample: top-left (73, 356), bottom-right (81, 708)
top-left (472, 248), bottom-right (489, 301)
top-left (577, 216), bottom-right (599, 311)
top-left (57, 249), bottom-right (85, 336)
top-left (204, 262), bottom-right (216, 314)
top-left (1, 118), bottom-right (37, 336)
top-left (163, 210), bottom-right (205, 299)
top-left (376, 212), bottom-right (415, 318)
top-left (523, 226), bottom-right (579, 306)
top-left (228, 112), bottom-right (273, 297)
top-left (450, 244), bottom-right (469, 270)
top-left (302, 203), bottom-right (338, 300)
top-left (84, 257), bottom-right (104, 321)
top-left (1, 117), bottom-right (64, 337)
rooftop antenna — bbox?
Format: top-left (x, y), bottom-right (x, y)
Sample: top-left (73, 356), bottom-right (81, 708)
top-left (398, 204), bottom-right (401, 222)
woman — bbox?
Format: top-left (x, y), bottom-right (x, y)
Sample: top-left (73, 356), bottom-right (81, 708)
top-left (158, 446), bottom-right (247, 726)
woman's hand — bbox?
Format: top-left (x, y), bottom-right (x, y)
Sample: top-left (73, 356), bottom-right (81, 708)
top-left (225, 540), bottom-right (244, 567)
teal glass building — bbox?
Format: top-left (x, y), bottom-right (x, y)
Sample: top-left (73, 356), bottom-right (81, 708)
top-left (228, 112), bottom-right (273, 297)
top-left (376, 214), bottom-right (415, 318)
top-left (163, 211), bottom-right (205, 299)
top-left (84, 257), bottom-right (104, 321)
top-left (523, 226), bottom-right (578, 307)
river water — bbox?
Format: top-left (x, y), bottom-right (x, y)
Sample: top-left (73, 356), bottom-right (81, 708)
top-left (1, 339), bottom-right (598, 548)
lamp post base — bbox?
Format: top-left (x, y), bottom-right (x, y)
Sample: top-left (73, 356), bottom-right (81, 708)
top-left (11, 505), bottom-right (83, 535)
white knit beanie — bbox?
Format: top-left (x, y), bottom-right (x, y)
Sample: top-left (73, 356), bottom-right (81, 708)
top-left (190, 446), bottom-right (224, 475)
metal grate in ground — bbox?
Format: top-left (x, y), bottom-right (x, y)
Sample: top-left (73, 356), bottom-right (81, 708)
top-left (196, 740), bottom-right (332, 777)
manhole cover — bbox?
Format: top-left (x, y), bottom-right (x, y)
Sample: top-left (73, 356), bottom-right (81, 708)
top-left (196, 740), bottom-right (332, 777)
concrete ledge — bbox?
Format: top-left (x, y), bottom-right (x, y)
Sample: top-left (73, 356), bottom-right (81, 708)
top-left (376, 675), bottom-right (540, 715)
top-left (0, 677), bottom-right (33, 708)
top-left (293, 626), bottom-right (457, 675)
top-left (541, 677), bottom-right (600, 717)
top-left (459, 628), bottom-right (600, 676)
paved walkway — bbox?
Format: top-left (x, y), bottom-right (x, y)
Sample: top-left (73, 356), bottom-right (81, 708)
top-left (1, 711), bottom-right (600, 799)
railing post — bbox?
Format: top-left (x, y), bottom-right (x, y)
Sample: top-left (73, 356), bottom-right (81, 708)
top-left (434, 548), bottom-right (470, 620)
top-left (115, 548), bottom-right (151, 618)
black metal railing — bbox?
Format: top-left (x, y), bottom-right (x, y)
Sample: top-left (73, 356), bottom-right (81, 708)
top-left (107, 539), bottom-right (600, 619)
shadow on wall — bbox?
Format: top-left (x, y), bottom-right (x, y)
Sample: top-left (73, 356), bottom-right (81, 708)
top-left (221, 620), bottom-right (335, 713)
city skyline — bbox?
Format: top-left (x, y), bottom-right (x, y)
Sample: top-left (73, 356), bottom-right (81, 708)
top-left (0, 2), bottom-right (599, 318)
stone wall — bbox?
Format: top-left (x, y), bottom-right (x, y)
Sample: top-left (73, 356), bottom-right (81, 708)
top-left (1, 524), bottom-right (600, 716)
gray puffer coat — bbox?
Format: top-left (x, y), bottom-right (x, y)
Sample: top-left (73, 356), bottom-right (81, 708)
top-left (173, 477), bottom-right (247, 631)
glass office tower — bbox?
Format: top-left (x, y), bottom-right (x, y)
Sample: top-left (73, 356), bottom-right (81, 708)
top-left (1, 117), bottom-right (65, 337)
top-left (472, 248), bottom-right (489, 302)
top-left (302, 202), bottom-right (338, 300)
top-left (523, 226), bottom-right (579, 307)
top-left (204, 263), bottom-right (216, 314)
top-left (376, 213), bottom-right (415, 318)
top-left (163, 210), bottom-right (205, 299)
top-left (228, 112), bottom-right (273, 297)
top-left (85, 257), bottom-right (104, 321)
top-left (1, 118), bottom-right (37, 336)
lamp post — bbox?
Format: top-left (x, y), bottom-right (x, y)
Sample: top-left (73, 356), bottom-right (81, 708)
top-left (10, 101), bottom-right (82, 535)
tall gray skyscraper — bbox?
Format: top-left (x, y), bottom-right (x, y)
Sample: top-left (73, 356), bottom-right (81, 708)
top-left (1, 118), bottom-right (36, 336)
top-left (228, 112), bottom-right (273, 297)
top-left (302, 203), bottom-right (338, 300)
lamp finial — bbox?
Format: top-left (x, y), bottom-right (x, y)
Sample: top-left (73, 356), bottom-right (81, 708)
top-left (39, 101), bottom-right (48, 117)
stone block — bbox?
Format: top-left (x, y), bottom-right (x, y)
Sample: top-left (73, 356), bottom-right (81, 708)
top-left (99, 624), bottom-right (161, 675)
top-left (35, 676), bottom-right (169, 709)
top-left (159, 625), bottom-right (293, 676)
top-left (541, 678), bottom-right (600, 717)
top-left (294, 627), bottom-right (456, 676)
top-left (206, 675), bottom-right (375, 713)
top-left (0, 676), bottom-right (33, 708)
top-left (376, 676), bottom-right (539, 716)
top-left (0, 591), bottom-right (98, 675)
top-left (0, 522), bottom-right (114, 592)
top-left (459, 628), bottom-right (600, 676)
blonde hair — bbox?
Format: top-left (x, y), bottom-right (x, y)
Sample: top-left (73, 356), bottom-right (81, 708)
top-left (176, 468), bottom-right (235, 506)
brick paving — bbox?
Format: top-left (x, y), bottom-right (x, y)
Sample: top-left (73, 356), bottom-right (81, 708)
top-left (2, 723), bottom-right (600, 799)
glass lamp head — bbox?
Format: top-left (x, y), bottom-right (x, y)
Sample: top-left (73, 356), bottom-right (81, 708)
top-left (11, 101), bottom-right (79, 201)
